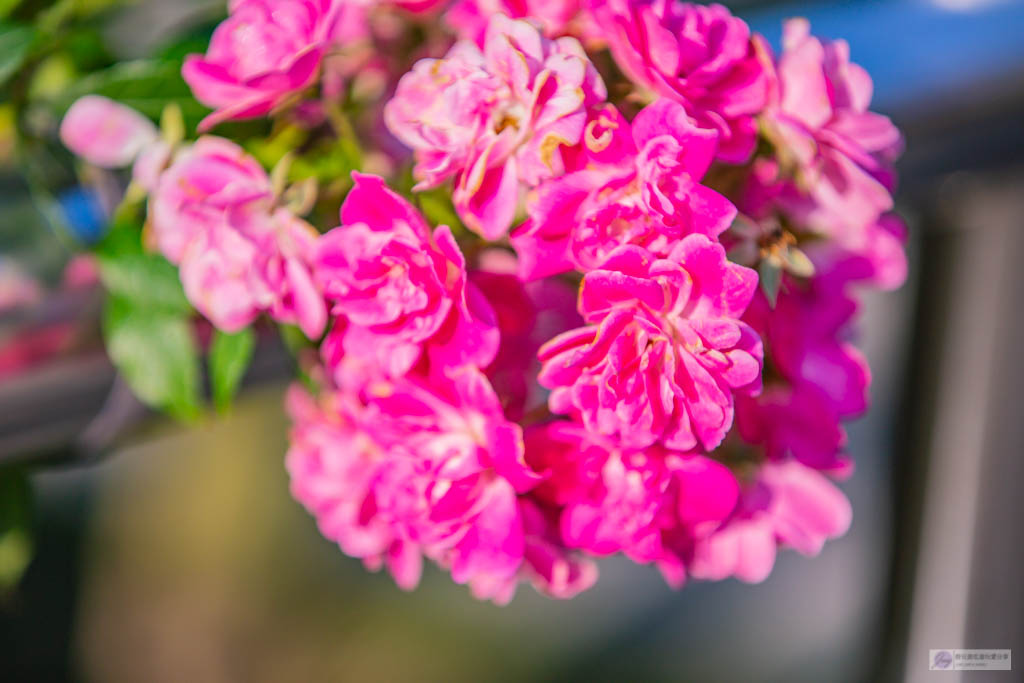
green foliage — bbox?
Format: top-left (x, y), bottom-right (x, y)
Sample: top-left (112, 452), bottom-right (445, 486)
top-left (0, 469), bottom-right (33, 592)
top-left (103, 293), bottom-right (202, 421)
top-left (0, 21), bottom-right (37, 89)
top-left (209, 328), bottom-right (256, 413)
top-left (96, 249), bottom-right (192, 313)
top-left (758, 259), bottom-right (782, 308)
top-left (0, 0), bottom-right (21, 21)
top-left (96, 214), bottom-right (202, 420)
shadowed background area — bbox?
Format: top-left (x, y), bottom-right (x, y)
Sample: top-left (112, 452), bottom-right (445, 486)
top-left (2, 1), bottom-right (1023, 681)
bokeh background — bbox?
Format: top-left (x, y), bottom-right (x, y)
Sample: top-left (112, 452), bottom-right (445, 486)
top-left (2, 0), bottom-right (1024, 681)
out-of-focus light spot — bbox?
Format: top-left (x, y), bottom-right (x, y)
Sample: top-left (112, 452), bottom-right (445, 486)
top-left (929, 0), bottom-right (1013, 13)
top-left (58, 187), bottom-right (108, 245)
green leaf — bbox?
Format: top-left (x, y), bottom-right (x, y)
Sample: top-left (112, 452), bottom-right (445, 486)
top-left (103, 294), bottom-right (201, 420)
top-left (94, 212), bottom-right (192, 314)
top-left (96, 251), bottom-right (191, 314)
top-left (0, 469), bottom-right (32, 592)
top-left (209, 327), bottom-right (255, 412)
top-left (0, 22), bottom-right (37, 89)
top-left (758, 259), bottom-right (782, 308)
top-left (0, 0), bottom-right (21, 21)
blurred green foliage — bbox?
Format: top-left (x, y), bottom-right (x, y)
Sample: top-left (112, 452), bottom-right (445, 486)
top-left (0, 469), bottom-right (32, 592)
top-left (209, 328), bottom-right (256, 413)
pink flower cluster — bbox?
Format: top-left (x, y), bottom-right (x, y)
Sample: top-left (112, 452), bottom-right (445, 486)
top-left (59, 5), bottom-right (906, 603)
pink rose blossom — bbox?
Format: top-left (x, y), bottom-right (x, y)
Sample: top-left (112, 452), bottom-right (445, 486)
top-left (445, 1), bottom-right (585, 45)
top-left (763, 18), bottom-right (902, 233)
top-left (384, 15), bottom-right (606, 238)
top-left (734, 251), bottom-right (878, 473)
top-left (151, 137), bottom-right (326, 337)
top-left (182, 0), bottom-right (368, 131)
top-left (384, 0), bottom-right (450, 13)
top-left (736, 158), bottom-right (907, 292)
top-left (288, 368), bottom-right (545, 598)
top-left (525, 422), bottom-right (738, 585)
top-left (592, 1), bottom-right (770, 163)
top-left (804, 213), bottom-right (908, 292)
top-left (688, 460), bottom-right (852, 583)
top-left (366, 368), bottom-right (542, 598)
top-left (462, 498), bottom-right (599, 604)
top-left (513, 99), bottom-right (736, 279)
top-left (538, 236), bottom-right (763, 452)
top-left (60, 96), bottom-right (170, 192)
top-left (315, 173), bottom-right (498, 379)
top-left (515, 498), bottom-right (598, 599)
top-left (60, 95), bottom-right (158, 168)
top-left (286, 384), bottom-right (421, 589)
top-left (471, 251), bottom-right (581, 419)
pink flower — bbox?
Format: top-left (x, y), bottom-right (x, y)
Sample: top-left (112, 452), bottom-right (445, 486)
top-left (288, 368), bottom-right (545, 599)
top-left (385, 0), bottom-right (449, 12)
top-left (151, 137), bottom-right (326, 337)
top-left (285, 384), bottom-right (421, 589)
top-left (182, 0), bottom-right (367, 131)
top-left (364, 368), bottom-right (542, 597)
top-left (315, 173), bottom-right (498, 379)
top-left (539, 236), bottom-right (762, 452)
top-left (513, 99), bottom-right (736, 279)
top-left (805, 213), bottom-right (908, 292)
top-left (445, 1), bottom-right (585, 45)
top-left (736, 158), bottom-right (908, 292)
top-left (746, 270), bottom-right (869, 420)
top-left (60, 95), bottom-right (158, 168)
top-left (764, 18), bottom-right (902, 233)
top-left (734, 250), bottom-right (881, 473)
top-left (60, 96), bottom-right (171, 192)
top-left (592, 1), bottom-right (769, 163)
top-left (384, 15), bottom-right (606, 238)
top-left (525, 422), bottom-right (738, 584)
top-left (471, 250), bottom-right (582, 419)
top-left (688, 460), bottom-right (851, 583)
top-left (468, 498), bottom-right (598, 603)
top-left (150, 137), bottom-right (270, 263)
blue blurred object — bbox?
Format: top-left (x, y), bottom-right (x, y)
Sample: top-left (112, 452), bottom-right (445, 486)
top-left (58, 188), bottom-right (108, 245)
top-left (744, 0), bottom-right (1024, 112)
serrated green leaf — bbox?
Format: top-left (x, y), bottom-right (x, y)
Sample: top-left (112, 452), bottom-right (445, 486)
top-left (0, 468), bottom-right (32, 591)
top-left (758, 259), bottom-right (782, 308)
top-left (209, 327), bottom-right (255, 412)
top-left (103, 294), bottom-right (201, 420)
top-left (0, 22), bottom-right (36, 88)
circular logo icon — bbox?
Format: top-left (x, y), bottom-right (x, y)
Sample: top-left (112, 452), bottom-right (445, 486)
top-left (933, 651), bottom-right (954, 670)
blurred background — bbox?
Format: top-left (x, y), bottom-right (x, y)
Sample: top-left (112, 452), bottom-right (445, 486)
top-left (1, 0), bottom-right (1023, 681)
